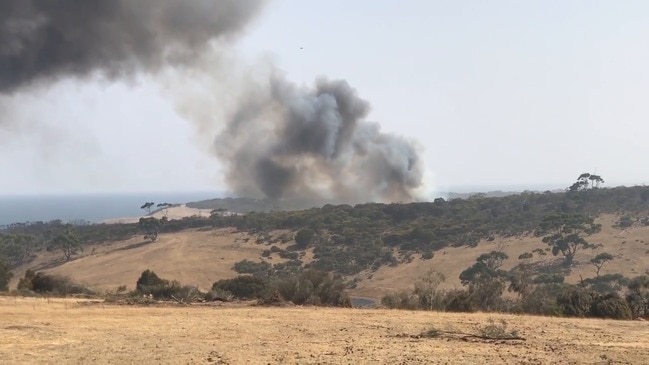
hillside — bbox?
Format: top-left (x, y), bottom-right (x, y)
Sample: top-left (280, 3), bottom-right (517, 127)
top-left (7, 214), bottom-right (649, 300)
top-left (3, 186), bottom-right (649, 305)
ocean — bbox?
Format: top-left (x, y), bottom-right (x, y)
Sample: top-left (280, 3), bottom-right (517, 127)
top-left (0, 191), bottom-right (222, 226)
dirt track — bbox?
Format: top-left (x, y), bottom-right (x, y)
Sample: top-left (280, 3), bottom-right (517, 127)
top-left (1, 297), bottom-right (648, 364)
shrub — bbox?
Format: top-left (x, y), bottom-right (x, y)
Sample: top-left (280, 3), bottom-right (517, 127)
top-left (521, 284), bottom-right (563, 316)
top-left (0, 256), bottom-right (12, 291)
top-left (294, 229), bottom-right (315, 249)
top-left (421, 250), bottom-right (434, 260)
top-left (232, 260), bottom-right (271, 276)
top-left (381, 291), bottom-right (419, 310)
top-left (204, 288), bottom-right (234, 302)
top-left (135, 270), bottom-right (202, 301)
top-left (590, 294), bottom-right (632, 320)
top-left (443, 290), bottom-right (475, 312)
top-left (278, 251), bottom-right (299, 260)
top-left (212, 275), bottom-right (269, 300)
top-left (30, 272), bottom-right (94, 295)
top-left (557, 287), bottom-right (594, 317)
top-left (136, 270), bottom-right (168, 291)
top-left (273, 269), bottom-right (351, 307)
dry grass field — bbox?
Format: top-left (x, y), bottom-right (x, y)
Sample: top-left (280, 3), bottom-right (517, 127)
top-left (1, 297), bottom-right (648, 364)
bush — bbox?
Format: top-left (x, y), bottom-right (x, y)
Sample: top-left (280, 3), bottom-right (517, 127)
top-left (421, 250), bottom-right (434, 260)
top-left (557, 287), bottom-right (594, 317)
top-left (0, 256), bottom-right (12, 291)
top-left (30, 272), bottom-right (94, 295)
top-left (204, 288), bottom-right (234, 302)
top-left (443, 290), bottom-right (475, 312)
top-left (521, 284), bottom-right (563, 316)
top-left (273, 269), bottom-right (351, 307)
top-left (135, 270), bottom-right (202, 301)
top-left (381, 291), bottom-right (419, 310)
top-left (278, 251), bottom-right (299, 260)
top-left (294, 229), bottom-right (315, 249)
top-left (212, 276), bottom-right (269, 300)
top-left (232, 260), bottom-right (271, 276)
top-left (136, 270), bottom-right (168, 291)
top-left (590, 294), bottom-right (632, 320)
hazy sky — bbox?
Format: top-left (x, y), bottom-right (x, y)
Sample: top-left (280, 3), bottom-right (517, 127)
top-left (1, 0), bottom-right (648, 196)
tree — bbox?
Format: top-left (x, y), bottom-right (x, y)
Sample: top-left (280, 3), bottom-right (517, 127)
top-left (140, 202), bottom-right (155, 215)
top-left (590, 252), bottom-right (614, 277)
top-left (157, 203), bottom-right (173, 218)
top-left (0, 255), bottom-right (12, 291)
top-left (138, 217), bottom-right (162, 242)
top-left (568, 173), bottom-right (604, 192)
top-left (535, 214), bottom-right (601, 265)
top-left (294, 228), bottom-right (315, 249)
top-left (413, 269), bottom-right (445, 310)
top-left (48, 229), bottom-right (82, 261)
top-left (459, 251), bottom-right (509, 310)
top-left (0, 234), bottom-right (36, 266)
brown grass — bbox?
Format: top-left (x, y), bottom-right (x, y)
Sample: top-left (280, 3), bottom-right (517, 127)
top-left (1, 297), bottom-right (648, 364)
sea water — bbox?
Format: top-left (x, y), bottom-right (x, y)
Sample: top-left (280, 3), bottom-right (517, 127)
top-left (0, 191), bottom-right (222, 226)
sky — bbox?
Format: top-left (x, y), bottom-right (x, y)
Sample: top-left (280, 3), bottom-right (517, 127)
top-left (1, 0), bottom-right (648, 196)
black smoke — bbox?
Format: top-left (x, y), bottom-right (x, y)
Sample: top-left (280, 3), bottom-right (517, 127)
top-left (215, 75), bottom-right (424, 204)
top-left (0, 0), bottom-right (426, 203)
top-left (0, 0), bottom-right (266, 92)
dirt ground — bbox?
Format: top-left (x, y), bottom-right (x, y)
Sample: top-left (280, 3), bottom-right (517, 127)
top-left (1, 297), bottom-right (647, 364)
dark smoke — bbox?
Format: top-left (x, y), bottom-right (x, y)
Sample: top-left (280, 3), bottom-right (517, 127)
top-left (0, 0), bottom-right (426, 203)
top-left (215, 75), bottom-right (424, 204)
top-left (0, 0), bottom-right (266, 92)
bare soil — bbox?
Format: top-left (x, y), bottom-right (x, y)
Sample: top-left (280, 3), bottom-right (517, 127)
top-left (1, 297), bottom-right (647, 364)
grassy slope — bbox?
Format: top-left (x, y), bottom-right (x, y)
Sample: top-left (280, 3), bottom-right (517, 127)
top-left (8, 214), bottom-right (649, 298)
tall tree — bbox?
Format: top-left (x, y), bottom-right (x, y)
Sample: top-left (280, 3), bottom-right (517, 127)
top-left (590, 252), bottom-right (614, 277)
top-left (157, 203), bottom-right (173, 218)
top-left (139, 217), bottom-right (162, 242)
top-left (48, 229), bottom-right (82, 261)
top-left (140, 202), bottom-right (155, 215)
top-left (536, 214), bottom-right (601, 265)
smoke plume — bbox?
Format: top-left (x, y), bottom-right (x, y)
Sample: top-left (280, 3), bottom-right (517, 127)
top-left (0, 0), bottom-right (266, 92)
top-left (214, 74), bottom-right (424, 203)
top-left (0, 0), bottom-right (426, 203)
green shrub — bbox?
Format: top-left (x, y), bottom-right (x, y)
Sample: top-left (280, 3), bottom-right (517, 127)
top-left (521, 284), bottom-right (563, 316)
top-left (135, 270), bottom-right (202, 301)
top-left (557, 287), bottom-right (594, 317)
top-left (212, 275), bottom-right (269, 300)
top-left (0, 256), bottom-right (12, 291)
top-left (294, 229), bottom-right (315, 249)
top-left (590, 293), bottom-right (632, 320)
top-left (30, 272), bottom-right (94, 295)
top-left (443, 290), bottom-right (475, 312)
top-left (421, 250), bottom-right (434, 260)
top-left (273, 269), bottom-right (351, 307)
top-left (381, 291), bottom-right (419, 310)
top-left (232, 260), bottom-right (271, 276)
top-left (136, 270), bottom-right (168, 291)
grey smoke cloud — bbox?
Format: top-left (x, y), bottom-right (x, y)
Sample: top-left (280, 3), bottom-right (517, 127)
top-left (215, 75), bottom-right (424, 203)
top-left (0, 0), bottom-right (266, 92)
top-left (0, 0), bottom-right (425, 203)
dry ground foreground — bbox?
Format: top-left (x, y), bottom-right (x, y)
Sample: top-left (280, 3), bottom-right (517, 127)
top-left (1, 297), bottom-right (648, 364)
